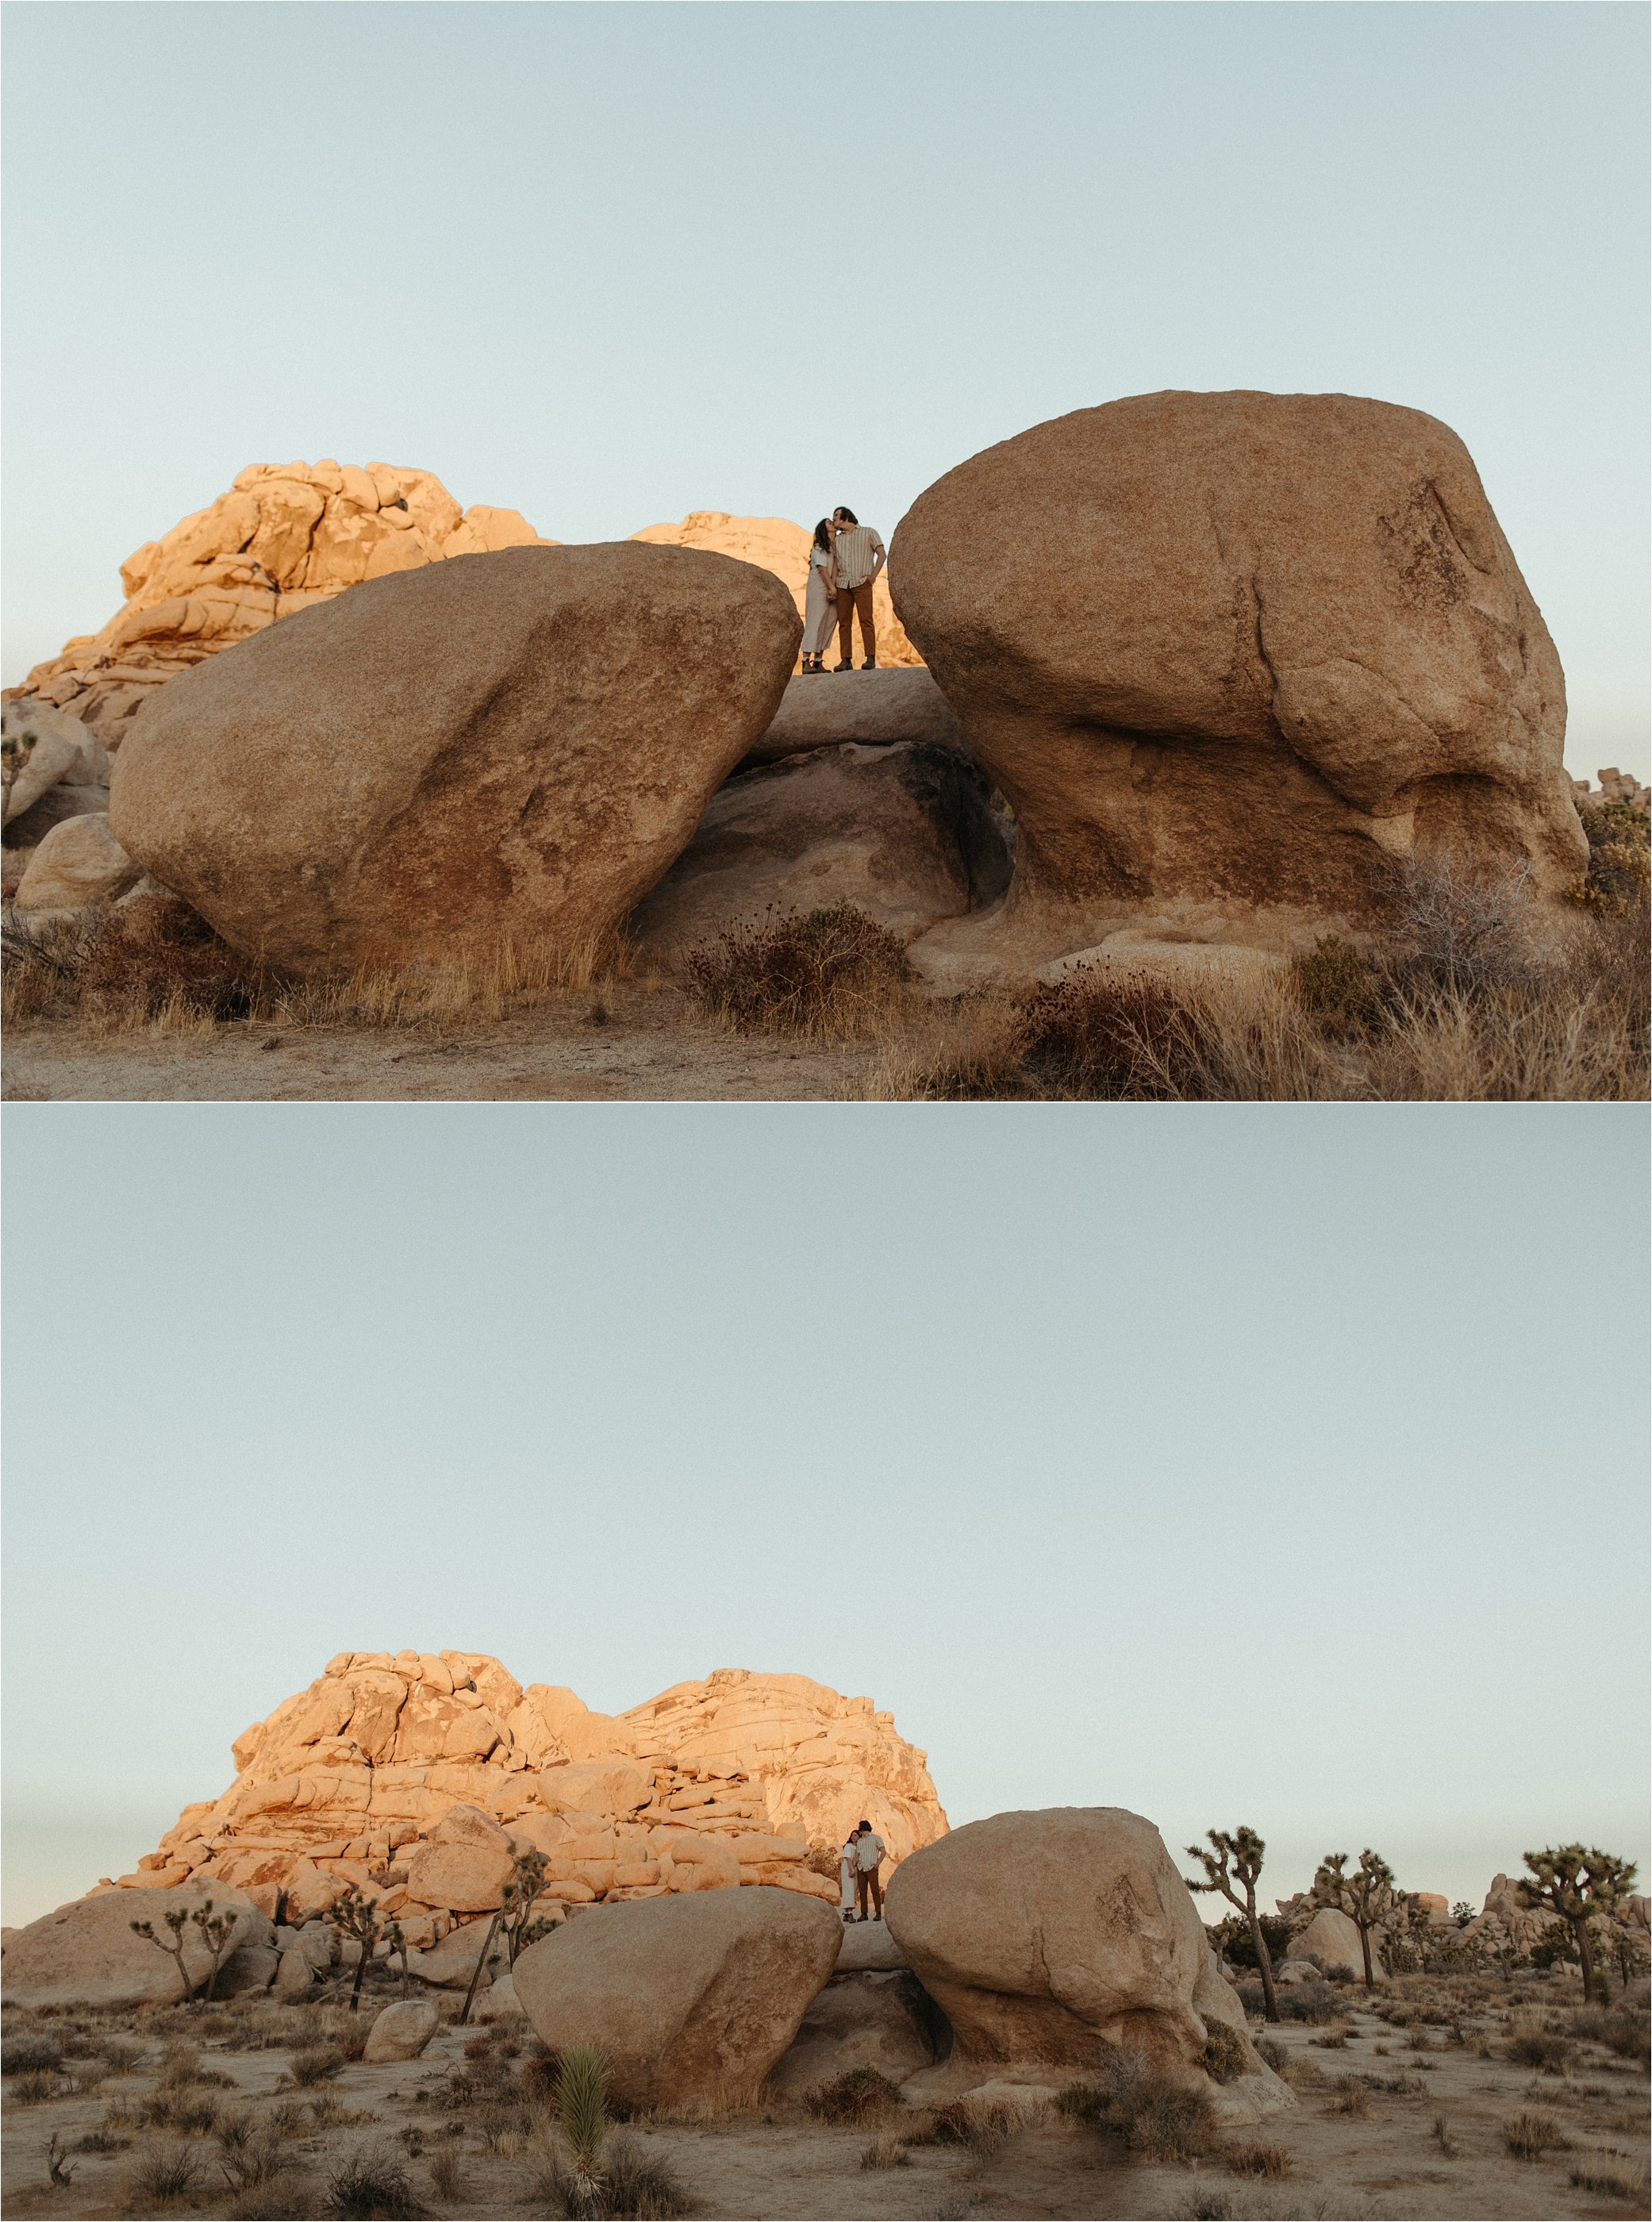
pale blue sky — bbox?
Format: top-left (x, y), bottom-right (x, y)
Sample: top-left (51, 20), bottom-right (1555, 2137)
top-left (2, 2), bottom-right (1647, 778)
top-left (4, 1105), bottom-right (1646, 1926)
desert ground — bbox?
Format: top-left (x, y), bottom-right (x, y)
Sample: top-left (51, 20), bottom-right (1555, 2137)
top-left (2, 1968), bottom-right (1647, 2221)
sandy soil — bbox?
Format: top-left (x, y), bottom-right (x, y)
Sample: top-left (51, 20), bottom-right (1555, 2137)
top-left (1, 987), bottom-right (878, 1104)
top-left (2, 1976), bottom-right (1646, 2220)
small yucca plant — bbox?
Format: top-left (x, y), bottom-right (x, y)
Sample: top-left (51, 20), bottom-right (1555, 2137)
top-left (555, 2045), bottom-right (610, 2218)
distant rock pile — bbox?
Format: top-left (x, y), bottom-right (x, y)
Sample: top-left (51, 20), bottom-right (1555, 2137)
top-left (18, 462), bottom-right (551, 748)
top-left (1572, 767), bottom-right (1650, 816)
top-left (102, 1655), bottom-right (947, 1948)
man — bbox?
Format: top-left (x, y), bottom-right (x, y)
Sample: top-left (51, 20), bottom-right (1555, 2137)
top-left (855, 1816), bottom-right (886, 1922)
top-left (830, 507), bottom-right (886, 671)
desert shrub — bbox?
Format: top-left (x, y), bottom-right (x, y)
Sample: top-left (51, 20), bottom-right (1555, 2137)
top-left (10, 2068), bottom-right (67, 2102)
top-left (1292, 935), bottom-right (1388, 1035)
top-left (1568, 801), bottom-right (1652, 915)
top-left (1055, 2053), bottom-right (1218, 2162)
top-left (140, 2088), bottom-right (220, 2136)
top-left (427, 2144), bottom-right (466, 2201)
top-left (1227, 2139), bottom-right (1292, 2177)
top-left (1212, 1913), bottom-right (1295, 1974)
top-left (1016, 970), bottom-right (1212, 1099)
top-left (519, 2049), bottom-right (563, 2107)
top-left (1503, 2107), bottom-right (1572, 2159)
top-left (335, 2017), bottom-right (371, 2062)
top-left (1569, 2161), bottom-right (1651, 2201)
top-left (1391, 852), bottom-right (1540, 997)
top-left (1274, 1979), bottom-right (1343, 2024)
top-left (1509, 2028), bottom-right (1573, 2073)
top-left (802, 2065), bottom-right (905, 2124)
top-left (129, 2140), bottom-right (203, 2201)
top-left (599, 2133), bottom-right (693, 2219)
top-left (910, 2095), bottom-right (1019, 2149)
top-left (1330, 2074), bottom-right (1371, 2116)
top-left (2, 2033), bottom-right (64, 2074)
top-left (289, 2043), bottom-right (346, 2086)
top-left (861, 2134), bottom-right (912, 2170)
top-left (1254, 2036), bottom-right (1288, 2074)
top-left (76, 2123), bottom-right (133, 2153)
top-left (324, 2143), bottom-right (426, 2219)
top-left (220, 2136), bottom-right (291, 2193)
top-left (226, 2186), bottom-right (316, 2221)
top-left (685, 901), bottom-right (908, 1034)
top-left (1203, 2020), bottom-right (1251, 2085)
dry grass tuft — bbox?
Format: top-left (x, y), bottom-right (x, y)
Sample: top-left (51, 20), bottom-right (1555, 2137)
top-left (1569, 2159), bottom-right (1651, 2202)
top-left (1054, 2055), bottom-right (1220, 2162)
top-left (861, 2133), bottom-right (912, 2170)
top-left (685, 901), bottom-right (909, 1038)
top-left (1504, 2106), bottom-right (1573, 2159)
top-left (323, 2142), bottom-right (426, 2218)
top-left (1226, 2139), bottom-right (1293, 2177)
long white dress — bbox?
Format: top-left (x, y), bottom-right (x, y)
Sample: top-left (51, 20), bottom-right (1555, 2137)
top-left (839, 1840), bottom-right (858, 1913)
top-left (803, 544), bottom-right (838, 658)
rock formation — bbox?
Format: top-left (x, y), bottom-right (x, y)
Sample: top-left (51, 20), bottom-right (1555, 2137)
top-left (513, 1889), bottom-right (843, 2108)
top-left (1285, 1907), bottom-right (1372, 1983)
top-left (2, 1882), bottom-right (269, 2010)
top-left (741, 667), bottom-right (966, 770)
top-left (632, 513), bottom-right (920, 673)
top-left (891, 391), bottom-right (1589, 984)
top-left (884, 1807), bottom-right (1291, 2121)
top-left (101, 1654), bottom-right (944, 1952)
top-left (629, 740), bottom-right (1014, 955)
top-left (17, 462), bottom-right (551, 748)
top-left (13, 815), bottom-right (140, 913)
top-left (108, 544), bottom-right (801, 973)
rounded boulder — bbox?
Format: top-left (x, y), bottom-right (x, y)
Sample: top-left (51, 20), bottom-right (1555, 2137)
top-left (109, 542), bottom-right (802, 974)
top-left (513, 1885), bottom-right (843, 2109)
top-left (363, 1999), bottom-right (440, 2061)
top-left (890, 392), bottom-right (1586, 969)
top-left (884, 1807), bottom-right (1286, 2116)
top-left (1, 1882), bottom-right (268, 2011)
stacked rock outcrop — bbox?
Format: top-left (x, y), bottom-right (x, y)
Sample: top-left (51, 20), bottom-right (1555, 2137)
top-left (632, 513), bottom-right (920, 672)
top-left (105, 1654), bottom-right (946, 1949)
top-left (17, 462), bottom-right (551, 748)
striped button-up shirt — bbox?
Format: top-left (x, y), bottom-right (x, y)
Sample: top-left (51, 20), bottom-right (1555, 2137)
top-left (833, 525), bottom-right (882, 588)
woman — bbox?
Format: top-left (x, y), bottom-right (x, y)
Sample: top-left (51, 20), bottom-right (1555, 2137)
top-left (839, 1824), bottom-right (862, 1923)
top-left (800, 519), bottom-right (837, 675)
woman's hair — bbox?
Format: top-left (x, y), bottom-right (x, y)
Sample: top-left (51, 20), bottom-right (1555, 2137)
top-left (813, 518), bottom-right (833, 552)
top-left (836, 506), bottom-right (859, 527)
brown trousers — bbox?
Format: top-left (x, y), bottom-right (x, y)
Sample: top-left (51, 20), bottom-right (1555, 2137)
top-left (836, 580), bottom-right (876, 665)
top-left (856, 1863), bottom-right (883, 1918)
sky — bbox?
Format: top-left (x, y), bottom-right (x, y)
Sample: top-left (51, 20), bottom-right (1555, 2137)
top-left (4, 1104), bottom-right (1647, 1928)
top-left (2, 1), bottom-right (1647, 780)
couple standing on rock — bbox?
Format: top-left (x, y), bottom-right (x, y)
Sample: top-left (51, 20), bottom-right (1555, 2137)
top-left (839, 1819), bottom-right (887, 1924)
top-left (800, 507), bottom-right (887, 675)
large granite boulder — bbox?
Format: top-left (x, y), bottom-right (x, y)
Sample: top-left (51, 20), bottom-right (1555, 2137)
top-left (766, 1968), bottom-right (945, 2097)
top-left (629, 740), bottom-right (1013, 955)
top-left (513, 1886), bottom-right (842, 2109)
top-left (741, 667), bottom-right (966, 767)
top-left (13, 813), bottom-right (141, 912)
top-left (109, 542), bottom-right (801, 975)
top-left (2, 1882), bottom-right (269, 2010)
top-left (890, 391), bottom-right (1587, 981)
top-left (1289, 1907), bottom-right (1372, 1982)
top-left (884, 1808), bottom-right (1290, 2121)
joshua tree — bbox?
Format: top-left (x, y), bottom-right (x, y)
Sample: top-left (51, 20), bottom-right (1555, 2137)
top-left (324, 1883), bottom-right (385, 2012)
top-left (383, 1917), bottom-right (411, 2001)
top-left (1185, 1826), bottom-right (1279, 2023)
top-left (1310, 1850), bottom-right (1397, 1988)
top-left (555, 2045), bottom-right (611, 2219)
top-left (131, 1906), bottom-right (196, 2001)
top-left (129, 1896), bottom-right (238, 2004)
top-left (1518, 1846), bottom-right (1639, 2003)
top-left (459, 1839), bottom-right (556, 2024)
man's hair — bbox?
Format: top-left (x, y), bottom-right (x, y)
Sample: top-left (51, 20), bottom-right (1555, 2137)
top-left (859, 1819), bottom-right (871, 1831)
top-left (813, 518), bottom-right (833, 552)
top-left (835, 507), bottom-right (859, 527)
